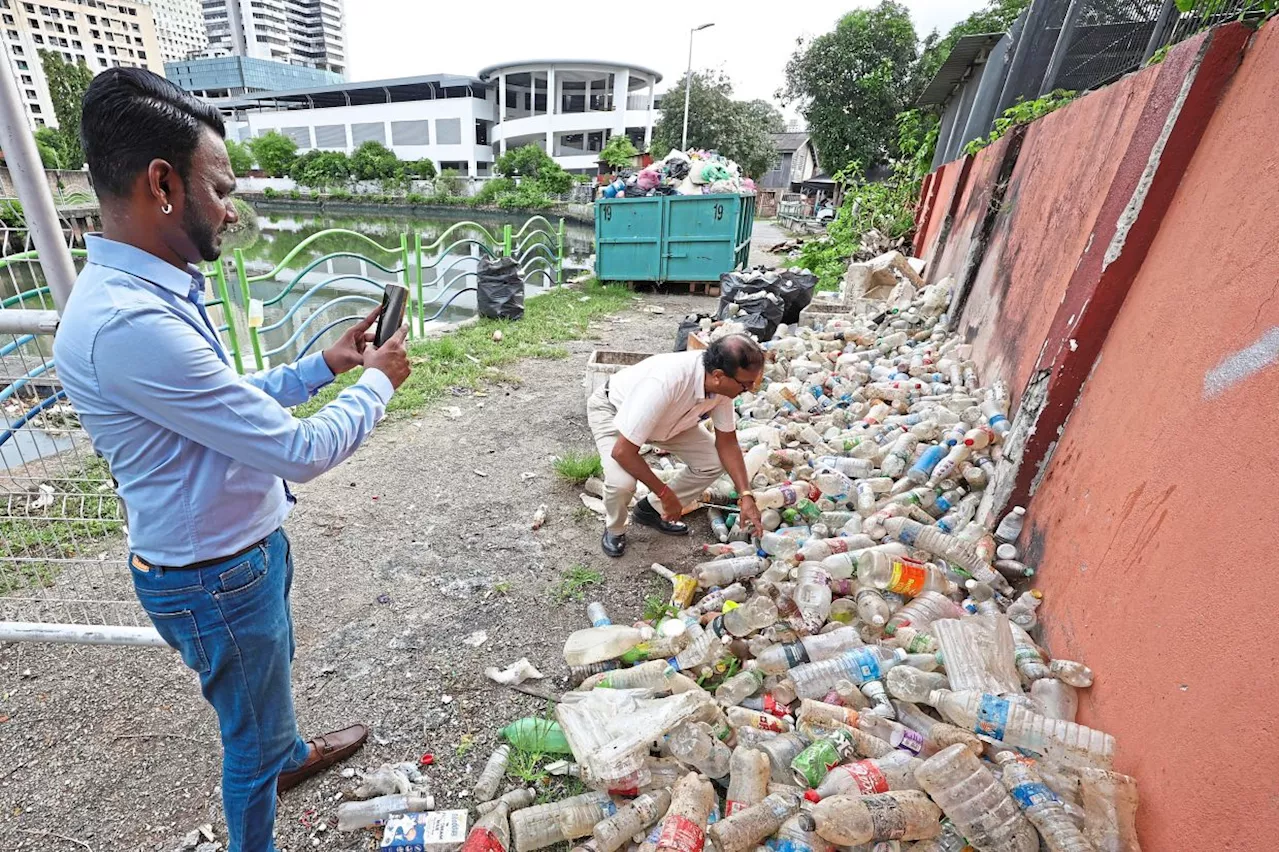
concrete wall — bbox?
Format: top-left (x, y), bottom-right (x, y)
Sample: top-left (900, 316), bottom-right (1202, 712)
top-left (0, 168), bottom-right (93, 198)
top-left (915, 21), bottom-right (1278, 849)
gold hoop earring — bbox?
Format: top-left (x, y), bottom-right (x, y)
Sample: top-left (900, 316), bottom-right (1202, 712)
top-left (161, 202), bottom-right (173, 215)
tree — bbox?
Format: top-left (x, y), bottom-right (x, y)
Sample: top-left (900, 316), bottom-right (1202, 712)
top-left (494, 144), bottom-right (572, 194)
top-left (224, 138), bottom-right (253, 176)
top-left (916, 0), bottom-right (1031, 88)
top-left (599, 135), bottom-right (639, 169)
top-left (38, 50), bottom-right (92, 169)
top-left (404, 158), bottom-right (436, 179)
top-left (34, 126), bottom-right (63, 170)
top-left (247, 131), bottom-right (298, 178)
top-left (290, 149), bottom-right (351, 189)
top-left (650, 71), bottom-right (780, 178)
top-left (780, 2), bottom-right (920, 171)
top-left (350, 140), bottom-right (400, 181)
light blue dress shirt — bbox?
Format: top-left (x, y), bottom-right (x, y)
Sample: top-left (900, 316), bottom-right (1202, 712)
top-left (53, 235), bottom-right (393, 566)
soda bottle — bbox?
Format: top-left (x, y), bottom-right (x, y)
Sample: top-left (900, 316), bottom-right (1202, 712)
top-left (725, 746), bottom-right (771, 815)
top-left (994, 506), bottom-right (1026, 542)
top-left (857, 551), bottom-right (955, 597)
top-left (563, 624), bottom-right (654, 667)
top-left (462, 802), bottom-right (512, 852)
top-left (666, 722), bottom-right (732, 779)
top-left (501, 718), bottom-right (573, 754)
top-left (707, 791), bottom-right (800, 852)
top-left (884, 591), bottom-right (964, 636)
top-left (811, 791), bottom-right (941, 845)
top-left (593, 789), bottom-right (672, 852)
top-left (336, 793), bottom-right (436, 830)
top-left (928, 689), bottom-right (1115, 769)
top-left (473, 744), bottom-right (511, 802)
top-left (725, 705), bottom-right (793, 734)
top-left (710, 596), bottom-right (778, 639)
top-left (790, 729), bottom-right (857, 788)
top-left (914, 744), bottom-right (1037, 852)
top-left (695, 556), bottom-right (768, 588)
top-left (814, 752), bottom-right (923, 798)
top-left (994, 754), bottom-right (1093, 852)
top-left (477, 787), bottom-right (536, 815)
top-left (716, 668), bottom-right (766, 706)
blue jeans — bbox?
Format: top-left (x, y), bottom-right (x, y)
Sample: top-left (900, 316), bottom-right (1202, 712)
top-left (131, 528), bottom-right (310, 852)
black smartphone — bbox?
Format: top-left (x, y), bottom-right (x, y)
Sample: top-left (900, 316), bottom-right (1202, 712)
top-left (374, 282), bottom-right (408, 347)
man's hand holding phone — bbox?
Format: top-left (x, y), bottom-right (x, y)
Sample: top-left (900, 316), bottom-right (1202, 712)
top-left (364, 323), bottom-right (410, 389)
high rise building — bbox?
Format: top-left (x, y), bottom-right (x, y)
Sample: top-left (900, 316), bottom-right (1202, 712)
top-left (139, 0), bottom-right (205, 62)
top-left (202, 0), bottom-right (344, 77)
top-left (0, 0), bottom-right (165, 132)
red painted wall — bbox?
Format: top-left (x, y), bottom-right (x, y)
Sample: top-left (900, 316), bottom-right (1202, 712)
top-left (1030, 20), bottom-right (1279, 847)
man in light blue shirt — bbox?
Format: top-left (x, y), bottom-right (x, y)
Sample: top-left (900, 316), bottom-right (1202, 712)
top-left (52, 68), bottom-right (411, 850)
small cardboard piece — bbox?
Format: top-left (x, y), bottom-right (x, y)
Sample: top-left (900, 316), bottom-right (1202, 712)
top-left (380, 809), bottom-right (469, 852)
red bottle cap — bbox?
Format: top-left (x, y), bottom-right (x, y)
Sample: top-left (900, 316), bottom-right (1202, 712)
top-left (804, 790), bottom-right (821, 803)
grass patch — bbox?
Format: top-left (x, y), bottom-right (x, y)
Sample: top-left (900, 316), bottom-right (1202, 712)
top-left (552, 564), bottom-right (603, 604)
top-left (456, 734), bottom-right (475, 757)
top-left (296, 279), bottom-right (632, 418)
top-left (570, 505), bottom-right (596, 523)
top-left (552, 449), bottom-right (603, 484)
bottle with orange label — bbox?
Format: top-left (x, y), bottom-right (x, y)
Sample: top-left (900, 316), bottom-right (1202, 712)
top-left (857, 550), bottom-right (957, 597)
top-left (654, 772), bottom-right (716, 852)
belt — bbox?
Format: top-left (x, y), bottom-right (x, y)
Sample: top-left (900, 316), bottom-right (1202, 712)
top-left (130, 535), bottom-right (270, 573)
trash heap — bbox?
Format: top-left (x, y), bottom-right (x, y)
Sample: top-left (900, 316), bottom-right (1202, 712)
top-left (352, 272), bottom-right (1141, 851)
top-left (602, 149), bottom-right (757, 199)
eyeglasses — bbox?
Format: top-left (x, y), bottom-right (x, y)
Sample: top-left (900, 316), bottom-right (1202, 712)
top-left (724, 372), bottom-right (759, 395)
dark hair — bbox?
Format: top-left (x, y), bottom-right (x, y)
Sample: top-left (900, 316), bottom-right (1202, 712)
top-left (704, 334), bottom-right (765, 377)
top-left (81, 67), bottom-right (226, 198)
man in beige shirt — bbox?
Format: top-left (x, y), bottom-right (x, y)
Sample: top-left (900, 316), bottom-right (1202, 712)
top-left (587, 335), bottom-right (766, 557)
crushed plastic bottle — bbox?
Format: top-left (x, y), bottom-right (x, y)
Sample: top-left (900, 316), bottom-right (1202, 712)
top-left (811, 791), bottom-right (942, 845)
top-left (706, 790), bottom-right (799, 852)
top-left (592, 789), bottom-right (672, 852)
top-left (337, 793), bottom-right (436, 830)
top-left (654, 772), bottom-right (716, 852)
top-left (994, 753), bottom-right (1094, 852)
top-left (463, 802), bottom-right (512, 852)
top-left (725, 745), bottom-right (771, 815)
top-left (914, 744), bottom-right (1038, 852)
top-left (813, 752), bottom-right (923, 797)
top-left (473, 744), bottom-right (511, 802)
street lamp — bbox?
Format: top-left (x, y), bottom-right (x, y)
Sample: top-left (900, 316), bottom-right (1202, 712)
top-left (681, 22), bottom-right (715, 150)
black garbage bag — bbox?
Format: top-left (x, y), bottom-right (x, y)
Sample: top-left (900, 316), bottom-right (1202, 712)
top-left (736, 311), bottom-right (777, 342)
top-left (664, 158), bottom-right (690, 181)
top-left (476, 256), bottom-right (525, 320)
top-left (716, 270), bottom-right (774, 319)
top-left (674, 314), bottom-right (712, 351)
top-left (720, 290), bottom-right (784, 341)
top-left (774, 268), bottom-right (818, 324)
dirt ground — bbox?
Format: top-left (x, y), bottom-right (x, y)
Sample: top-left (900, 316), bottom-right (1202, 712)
top-left (0, 290), bottom-right (716, 851)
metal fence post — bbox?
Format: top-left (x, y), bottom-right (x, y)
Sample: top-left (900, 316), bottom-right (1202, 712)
top-left (213, 260), bottom-right (245, 374)
top-left (399, 232), bottom-right (413, 339)
top-left (414, 231), bottom-right (424, 332)
top-left (233, 248), bottom-right (264, 370)
top-left (0, 44), bottom-right (76, 312)
top-left (503, 224), bottom-right (512, 258)
top-left (557, 218), bottom-right (565, 285)
top-left (1040, 0), bottom-right (1085, 95)
top-left (1142, 0), bottom-right (1180, 62)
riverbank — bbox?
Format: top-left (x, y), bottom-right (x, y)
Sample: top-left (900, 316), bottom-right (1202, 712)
top-left (243, 193), bottom-right (595, 225)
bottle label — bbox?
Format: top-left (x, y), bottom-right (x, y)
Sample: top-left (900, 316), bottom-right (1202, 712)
top-left (724, 800), bottom-right (748, 817)
top-left (760, 694), bottom-right (788, 718)
top-left (770, 840), bottom-right (814, 852)
top-left (460, 827), bottom-right (505, 852)
top-left (671, 575), bottom-right (698, 608)
top-left (793, 740), bottom-right (842, 788)
top-left (905, 633), bottom-right (933, 653)
top-left (849, 648), bottom-right (882, 682)
top-left (780, 485), bottom-right (798, 506)
top-left (894, 523), bottom-right (920, 546)
top-left (863, 796), bottom-right (907, 840)
top-left (842, 761), bottom-right (889, 794)
top-left (1010, 781), bottom-right (1058, 808)
top-left (826, 537), bottom-right (850, 554)
top-left (887, 558), bottom-right (928, 596)
top-left (782, 641), bottom-right (810, 669)
top-left (975, 694), bottom-right (1010, 741)
top-left (892, 727), bottom-right (926, 754)
top-left (656, 814), bottom-right (704, 852)
top-left (1014, 646), bottom-right (1043, 664)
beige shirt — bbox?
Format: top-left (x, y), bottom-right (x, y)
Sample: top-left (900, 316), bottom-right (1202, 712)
top-left (607, 351), bottom-right (735, 445)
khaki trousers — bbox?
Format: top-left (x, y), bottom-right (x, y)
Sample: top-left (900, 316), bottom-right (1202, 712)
top-left (586, 387), bottom-right (726, 534)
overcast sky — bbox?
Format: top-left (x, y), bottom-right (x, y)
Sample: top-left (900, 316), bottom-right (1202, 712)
top-left (347, 1), bottom-right (986, 116)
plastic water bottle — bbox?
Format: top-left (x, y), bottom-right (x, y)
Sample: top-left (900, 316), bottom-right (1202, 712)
top-left (463, 802), bottom-right (512, 852)
top-left (754, 627), bottom-right (864, 674)
top-left (855, 585), bottom-right (891, 628)
top-left (857, 551), bottom-right (955, 597)
top-left (1006, 590), bottom-right (1042, 629)
top-left (473, 744), bottom-right (511, 802)
top-left (980, 398), bottom-right (1011, 436)
top-left (593, 789), bottom-right (672, 852)
top-left (336, 793), bottom-right (436, 830)
top-left (725, 746), bottom-right (771, 815)
top-left (759, 531), bottom-right (802, 560)
top-left (701, 541), bottom-right (758, 559)
top-left (563, 624), bottom-right (654, 666)
top-left (793, 563), bottom-right (832, 630)
top-left (666, 722), bottom-right (732, 779)
top-left (707, 791), bottom-right (799, 852)
top-left (811, 791), bottom-right (941, 845)
top-left (651, 772), bottom-right (715, 852)
top-left (771, 812), bottom-right (834, 852)
top-left (754, 731), bottom-right (811, 783)
top-left (994, 753), bottom-right (1094, 852)
top-left (813, 752), bottom-right (923, 797)
top-left (755, 483), bottom-right (811, 510)
top-left (1050, 659), bottom-right (1095, 687)
top-left (709, 596), bottom-right (778, 639)
top-left (891, 700), bottom-right (984, 757)
top-left (914, 744), bottom-right (1038, 852)
top-left (928, 689), bottom-right (1115, 769)
top-left (512, 792), bottom-right (616, 851)
top-left (789, 647), bottom-right (931, 699)
top-left (814, 455), bottom-right (876, 478)
top-left (1030, 679), bottom-right (1079, 721)
top-left (881, 517), bottom-right (990, 577)
top-left (695, 556), bottom-right (768, 588)
top-left (476, 786), bottom-right (536, 815)
top-left (906, 444), bottom-right (946, 485)
top-left (885, 590), bottom-right (964, 636)
top-left (716, 668), bottom-right (766, 706)
top-left (1077, 767), bottom-right (1141, 852)
top-left (994, 506), bottom-right (1026, 542)
top-left (887, 625), bottom-right (939, 654)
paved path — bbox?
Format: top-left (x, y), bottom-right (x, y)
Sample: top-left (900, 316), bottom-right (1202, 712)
top-left (749, 218), bottom-right (802, 268)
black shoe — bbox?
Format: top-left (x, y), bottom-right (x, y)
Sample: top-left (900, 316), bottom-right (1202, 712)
top-left (601, 531), bottom-right (626, 558)
top-left (631, 499), bottom-right (689, 536)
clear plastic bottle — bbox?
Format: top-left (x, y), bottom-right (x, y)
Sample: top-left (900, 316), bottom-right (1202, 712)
top-left (755, 731), bottom-right (811, 783)
top-left (1009, 623), bottom-right (1051, 682)
top-left (906, 445), bottom-right (946, 485)
top-left (980, 398), bottom-right (1010, 436)
top-left (891, 700), bottom-right (983, 757)
top-left (1077, 767), bottom-right (1141, 852)
top-left (756, 484), bottom-right (812, 510)
top-left (928, 689), bottom-right (1115, 769)
top-left (857, 551), bottom-right (955, 597)
top-left (1006, 590), bottom-right (1042, 630)
top-left (726, 705), bottom-right (793, 734)
top-left (772, 811), bottom-right (834, 852)
top-left (725, 746), bottom-right (771, 815)
top-left (1050, 659), bottom-right (1095, 688)
top-left (855, 585), bottom-right (891, 628)
top-left (760, 531), bottom-right (802, 560)
top-left (688, 583), bottom-right (749, 615)
top-left (995, 507), bottom-right (1026, 542)
top-left (799, 535), bottom-right (874, 563)
top-left (914, 744), bottom-right (1038, 852)
top-left (696, 556), bottom-right (768, 588)
top-left (1030, 678), bottom-right (1078, 722)
top-left (654, 772), bottom-right (716, 852)
top-left (336, 793), bottom-right (436, 830)
top-left (857, 712), bottom-right (927, 755)
top-left (887, 626), bottom-right (939, 655)
top-left (511, 792), bottom-right (616, 852)
top-left (814, 752), bottom-right (923, 797)
top-left (884, 591), bottom-right (964, 636)
top-left (709, 596), bottom-right (779, 639)
top-left (814, 455), bottom-right (876, 479)
top-left (716, 668), bottom-right (766, 706)
top-left (994, 754), bottom-right (1093, 852)
top-left (902, 818), bottom-right (970, 852)
top-left (810, 791), bottom-right (941, 845)
top-left (581, 659), bottom-right (699, 694)
top-left (563, 624), bottom-right (654, 667)
top-left (881, 517), bottom-right (992, 579)
top-left (793, 563), bottom-right (833, 631)
top-left (477, 787), bottom-right (537, 815)
top-left (790, 647), bottom-right (937, 700)
top-left (593, 789), bottom-right (672, 852)
top-left (666, 722), bottom-right (732, 778)
top-left (707, 791), bottom-right (799, 852)
top-left (754, 626), bottom-right (863, 675)
top-left (701, 541), bottom-right (758, 559)
top-left (473, 744), bottom-right (511, 802)
top-left (463, 802), bottom-right (512, 852)
top-left (709, 507), bottom-right (731, 543)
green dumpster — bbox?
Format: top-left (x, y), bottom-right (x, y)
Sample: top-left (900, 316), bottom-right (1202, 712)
top-left (594, 193), bottom-right (756, 283)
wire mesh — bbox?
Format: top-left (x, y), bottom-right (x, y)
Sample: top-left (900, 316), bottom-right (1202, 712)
top-left (1160, 0), bottom-right (1255, 48)
top-left (1051, 0), bottom-right (1168, 92)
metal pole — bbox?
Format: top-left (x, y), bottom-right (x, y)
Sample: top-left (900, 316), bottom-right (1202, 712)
top-left (0, 50), bottom-right (77, 312)
top-left (682, 29), bottom-right (695, 150)
top-left (1142, 0), bottom-right (1179, 63)
top-left (1039, 0), bottom-right (1085, 95)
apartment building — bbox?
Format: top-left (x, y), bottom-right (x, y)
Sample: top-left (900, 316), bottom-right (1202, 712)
top-left (202, 0), bottom-right (344, 76)
top-left (140, 0), bottom-right (204, 62)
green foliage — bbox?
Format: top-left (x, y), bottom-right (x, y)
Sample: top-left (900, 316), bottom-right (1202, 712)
top-left (35, 140), bottom-right (62, 170)
top-left (38, 50), bottom-right (92, 169)
top-left (350, 140), bottom-right (401, 182)
top-left (962, 90), bottom-right (1077, 155)
top-left (261, 187), bottom-right (278, 200)
top-left (472, 176), bottom-right (515, 205)
top-left (291, 149), bottom-right (351, 189)
top-left (433, 168), bottom-right (462, 198)
top-left (247, 131), bottom-right (298, 178)
top-left (643, 595), bottom-right (680, 623)
top-left (552, 449), bottom-right (603, 483)
top-left (225, 197), bottom-right (258, 238)
top-left (405, 191), bottom-right (428, 204)
top-left (780, 2), bottom-right (920, 170)
top-left (1145, 44), bottom-right (1172, 66)
top-left (651, 71), bottom-right (782, 178)
top-left (496, 184), bottom-right (554, 210)
top-left (224, 138), bottom-right (253, 176)
top-left (287, 189), bottom-right (302, 201)
top-left (553, 564), bottom-right (605, 604)
top-left (404, 158), bottom-right (437, 179)
top-left (599, 135), bottom-right (640, 168)
top-left (495, 144), bottom-right (572, 195)
top-left (895, 109), bottom-right (940, 179)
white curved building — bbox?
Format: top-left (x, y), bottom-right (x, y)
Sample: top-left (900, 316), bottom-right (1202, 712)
top-left (217, 58), bottom-right (663, 176)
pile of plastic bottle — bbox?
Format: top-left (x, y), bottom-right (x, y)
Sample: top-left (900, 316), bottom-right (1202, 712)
top-left (602, 149), bottom-right (756, 199)
top-left (365, 271), bottom-right (1142, 850)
